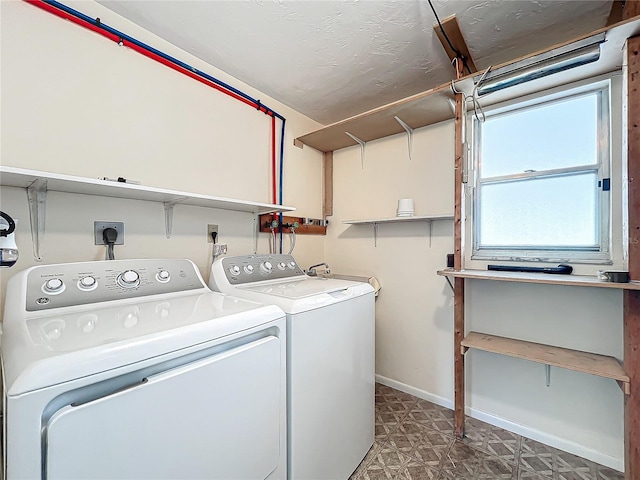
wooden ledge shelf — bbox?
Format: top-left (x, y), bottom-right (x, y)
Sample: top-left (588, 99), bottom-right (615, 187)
top-left (437, 269), bottom-right (640, 290)
top-left (461, 332), bottom-right (630, 394)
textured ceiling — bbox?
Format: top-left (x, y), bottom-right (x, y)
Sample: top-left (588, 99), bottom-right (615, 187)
top-left (97, 0), bottom-right (613, 125)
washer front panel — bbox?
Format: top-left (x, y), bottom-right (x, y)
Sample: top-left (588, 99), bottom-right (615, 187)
top-left (24, 259), bottom-right (204, 311)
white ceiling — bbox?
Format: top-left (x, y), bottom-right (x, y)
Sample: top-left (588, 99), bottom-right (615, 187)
top-left (97, 0), bottom-right (613, 125)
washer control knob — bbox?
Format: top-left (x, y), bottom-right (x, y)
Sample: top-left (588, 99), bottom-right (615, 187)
top-left (78, 276), bottom-right (97, 291)
top-left (243, 265), bottom-right (254, 274)
top-left (117, 270), bottom-right (140, 288)
top-left (287, 261), bottom-right (296, 269)
top-left (156, 270), bottom-right (171, 283)
top-left (277, 262), bottom-right (286, 270)
top-left (260, 261), bottom-right (273, 274)
top-left (43, 278), bottom-right (65, 294)
top-left (229, 265), bottom-right (241, 276)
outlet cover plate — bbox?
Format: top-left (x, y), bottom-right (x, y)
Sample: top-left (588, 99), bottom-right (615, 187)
top-left (207, 224), bottom-right (219, 243)
top-left (94, 221), bottom-right (125, 245)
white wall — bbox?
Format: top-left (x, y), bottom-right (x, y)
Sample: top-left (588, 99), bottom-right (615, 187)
top-left (0, 0), bottom-right (325, 318)
top-left (325, 120), bottom-right (625, 470)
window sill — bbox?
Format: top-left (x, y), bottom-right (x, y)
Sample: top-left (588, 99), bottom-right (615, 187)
top-left (437, 268), bottom-right (639, 290)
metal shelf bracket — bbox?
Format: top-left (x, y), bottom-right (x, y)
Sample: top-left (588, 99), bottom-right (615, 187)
top-left (163, 202), bottom-right (175, 239)
top-left (373, 222), bottom-right (379, 247)
top-left (394, 116), bottom-right (414, 161)
top-left (545, 364), bottom-right (551, 387)
top-left (27, 179), bottom-right (47, 262)
top-left (345, 132), bottom-right (367, 169)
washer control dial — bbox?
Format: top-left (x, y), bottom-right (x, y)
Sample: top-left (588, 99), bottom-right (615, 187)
top-left (229, 265), bottom-right (241, 276)
top-left (117, 270), bottom-right (140, 289)
top-left (78, 276), bottom-right (97, 291)
top-left (156, 270), bottom-right (171, 283)
top-left (243, 265), bottom-right (254, 275)
top-left (260, 261), bottom-right (273, 274)
top-left (43, 278), bottom-right (65, 294)
top-left (277, 262), bottom-right (286, 270)
top-left (287, 261), bottom-right (297, 269)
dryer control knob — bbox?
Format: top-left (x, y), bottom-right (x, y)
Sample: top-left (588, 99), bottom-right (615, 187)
top-left (229, 265), bottom-right (241, 276)
top-left (78, 276), bottom-right (97, 291)
top-left (243, 265), bottom-right (254, 274)
top-left (287, 261), bottom-right (296, 269)
top-left (277, 262), bottom-right (286, 270)
top-left (117, 270), bottom-right (140, 288)
top-left (156, 270), bottom-right (171, 283)
top-left (260, 261), bottom-right (273, 274)
top-left (43, 278), bottom-right (65, 294)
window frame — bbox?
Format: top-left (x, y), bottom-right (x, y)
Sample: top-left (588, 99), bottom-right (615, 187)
top-left (470, 80), bottom-right (612, 265)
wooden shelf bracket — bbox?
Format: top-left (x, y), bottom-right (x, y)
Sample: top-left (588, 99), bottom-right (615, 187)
top-left (394, 116), bottom-right (414, 161)
top-left (345, 132), bottom-right (367, 169)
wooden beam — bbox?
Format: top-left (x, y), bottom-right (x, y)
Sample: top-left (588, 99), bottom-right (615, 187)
top-left (623, 0), bottom-right (640, 20)
top-left (453, 58), bottom-right (466, 439)
top-left (323, 151), bottom-right (333, 218)
top-left (608, 1), bottom-right (625, 25)
top-left (624, 34), bottom-right (640, 480)
top-left (433, 15), bottom-right (478, 74)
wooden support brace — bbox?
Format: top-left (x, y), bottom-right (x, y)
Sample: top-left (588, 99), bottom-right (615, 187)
top-left (433, 15), bottom-right (478, 74)
top-left (623, 0), bottom-right (640, 20)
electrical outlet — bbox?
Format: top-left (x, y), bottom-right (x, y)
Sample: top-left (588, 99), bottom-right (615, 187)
top-left (207, 224), bottom-right (219, 243)
top-left (212, 243), bottom-right (227, 256)
top-left (94, 221), bottom-right (125, 245)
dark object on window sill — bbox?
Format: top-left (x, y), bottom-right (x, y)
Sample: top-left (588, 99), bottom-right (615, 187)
top-left (487, 264), bottom-right (573, 275)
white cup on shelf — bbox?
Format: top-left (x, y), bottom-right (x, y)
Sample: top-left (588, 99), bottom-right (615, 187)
top-left (397, 198), bottom-right (415, 217)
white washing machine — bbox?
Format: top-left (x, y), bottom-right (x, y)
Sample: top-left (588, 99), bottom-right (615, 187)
top-left (209, 254), bottom-right (375, 480)
top-left (1, 258), bottom-right (286, 480)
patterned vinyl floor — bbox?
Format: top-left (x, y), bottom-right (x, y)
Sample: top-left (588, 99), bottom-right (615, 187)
top-left (349, 383), bottom-right (624, 480)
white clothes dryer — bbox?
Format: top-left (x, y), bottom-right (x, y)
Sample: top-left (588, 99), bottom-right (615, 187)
top-left (209, 254), bottom-right (375, 480)
top-left (1, 258), bottom-right (286, 480)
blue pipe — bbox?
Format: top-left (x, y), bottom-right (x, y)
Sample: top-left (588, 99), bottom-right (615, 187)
top-left (42, 0), bottom-right (285, 121)
top-left (278, 118), bottom-right (286, 252)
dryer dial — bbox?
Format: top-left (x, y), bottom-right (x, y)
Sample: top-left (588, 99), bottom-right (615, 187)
top-left (117, 270), bottom-right (140, 289)
top-left (43, 278), bottom-right (65, 294)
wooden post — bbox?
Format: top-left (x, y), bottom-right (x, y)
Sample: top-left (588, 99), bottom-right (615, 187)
top-left (622, 0), bottom-right (640, 20)
top-left (453, 58), bottom-right (466, 439)
top-left (624, 34), bottom-right (640, 480)
top-left (323, 151), bottom-right (333, 218)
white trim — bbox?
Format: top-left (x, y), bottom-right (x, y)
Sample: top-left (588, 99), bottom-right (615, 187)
top-left (374, 374), bottom-right (624, 473)
top-left (375, 374), bottom-right (453, 410)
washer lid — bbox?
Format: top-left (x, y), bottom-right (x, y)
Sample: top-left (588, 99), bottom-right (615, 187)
top-left (234, 277), bottom-right (374, 314)
top-left (1, 291), bottom-right (284, 395)
top-left (238, 277), bottom-right (362, 299)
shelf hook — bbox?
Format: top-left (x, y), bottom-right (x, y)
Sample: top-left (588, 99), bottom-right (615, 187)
top-left (163, 202), bottom-right (175, 239)
top-left (27, 178), bottom-right (47, 262)
top-left (345, 132), bottom-right (367, 169)
top-left (394, 116), bottom-right (414, 161)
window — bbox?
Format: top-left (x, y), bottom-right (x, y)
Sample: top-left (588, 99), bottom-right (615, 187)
top-left (471, 81), bottom-right (611, 264)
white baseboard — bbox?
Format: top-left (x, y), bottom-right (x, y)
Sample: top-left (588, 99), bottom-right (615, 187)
top-left (374, 374), bottom-right (624, 473)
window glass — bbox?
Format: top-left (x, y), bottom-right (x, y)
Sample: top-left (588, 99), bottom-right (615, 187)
top-left (472, 82), bottom-right (610, 262)
top-left (478, 172), bottom-right (598, 248)
top-left (480, 94), bottom-right (598, 178)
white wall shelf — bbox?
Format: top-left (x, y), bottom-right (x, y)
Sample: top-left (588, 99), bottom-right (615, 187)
top-left (343, 214), bottom-right (453, 247)
top-left (0, 166), bottom-right (295, 260)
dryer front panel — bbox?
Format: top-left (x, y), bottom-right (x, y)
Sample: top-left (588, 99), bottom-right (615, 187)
top-left (44, 336), bottom-right (282, 480)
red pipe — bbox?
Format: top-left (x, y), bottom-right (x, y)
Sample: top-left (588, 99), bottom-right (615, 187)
top-left (271, 115), bottom-right (277, 205)
top-left (26, 0), bottom-right (276, 116)
top-left (26, 0), bottom-right (281, 204)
